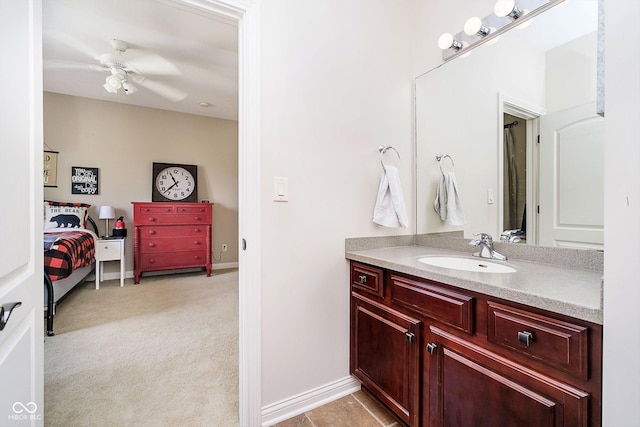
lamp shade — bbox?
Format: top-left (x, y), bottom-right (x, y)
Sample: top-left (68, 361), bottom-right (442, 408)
top-left (98, 206), bottom-right (116, 220)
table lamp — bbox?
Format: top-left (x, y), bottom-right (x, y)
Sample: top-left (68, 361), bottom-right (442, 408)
top-left (98, 206), bottom-right (116, 237)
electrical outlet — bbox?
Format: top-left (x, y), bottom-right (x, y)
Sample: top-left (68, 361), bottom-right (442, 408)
top-left (222, 244), bottom-right (228, 252)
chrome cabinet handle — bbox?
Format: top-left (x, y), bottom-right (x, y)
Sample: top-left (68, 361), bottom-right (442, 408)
top-left (358, 275), bottom-right (367, 284)
top-left (405, 332), bottom-right (416, 343)
top-left (518, 331), bottom-right (534, 348)
top-left (0, 302), bottom-right (22, 331)
top-left (426, 343), bottom-right (438, 355)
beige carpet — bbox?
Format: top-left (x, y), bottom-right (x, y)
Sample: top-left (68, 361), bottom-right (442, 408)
top-left (44, 269), bottom-right (239, 427)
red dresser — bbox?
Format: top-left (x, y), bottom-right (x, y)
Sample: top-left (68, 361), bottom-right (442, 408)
top-left (132, 202), bottom-right (213, 284)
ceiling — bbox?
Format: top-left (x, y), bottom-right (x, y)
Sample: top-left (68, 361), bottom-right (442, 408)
top-left (43, 0), bottom-right (239, 120)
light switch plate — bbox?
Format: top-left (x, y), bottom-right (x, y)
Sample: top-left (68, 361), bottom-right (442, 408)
top-left (273, 177), bottom-right (288, 202)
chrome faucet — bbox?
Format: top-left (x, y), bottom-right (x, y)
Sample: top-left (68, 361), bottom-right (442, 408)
top-left (469, 233), bottom-right (507, 261)
top-left (500, 229), bottom-right (522, 243)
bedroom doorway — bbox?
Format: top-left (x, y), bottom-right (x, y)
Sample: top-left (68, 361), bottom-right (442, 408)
top-left (40, 0), bottom-right (261, 425)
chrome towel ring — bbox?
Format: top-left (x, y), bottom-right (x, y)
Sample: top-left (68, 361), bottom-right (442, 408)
top-left (379, 145), bottom-right (400, 167)
top-left (436, 153), bottom-right (455, 174)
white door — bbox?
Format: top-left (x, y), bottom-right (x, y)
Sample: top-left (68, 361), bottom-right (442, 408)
top-left (0, 0), bottom-right (44, 426)
top-left (539, 102), bottom-right (604, 249)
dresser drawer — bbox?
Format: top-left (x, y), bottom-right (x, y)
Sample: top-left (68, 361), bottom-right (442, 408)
top-left (136, 213), bottom-right (211, 225)
top-left (140, 237), bottom-right (207, 252)
top-left (140, 225), bottom-right (207, 237)
top-left (137, 205), bottom-right (175, 215)
top-left (351, 262), bottom-right (384, 299)
top-left (391, 275), bottom-right (474, 334)
top-left (174, 206), bottom-right (210, 214)
top-left (487, 301), bottom-right (588, 380)
top-left (140, 251), bottom-right (208, 269)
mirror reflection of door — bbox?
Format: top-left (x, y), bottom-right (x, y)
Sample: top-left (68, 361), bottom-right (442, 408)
top-left (502, 113), bottom-right (527, 238)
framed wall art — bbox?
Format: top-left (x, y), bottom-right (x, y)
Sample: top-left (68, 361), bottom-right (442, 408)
top-left (71, 166), bottom-right (99, 195)
top-left (44, 151), bottom-right (58, 187)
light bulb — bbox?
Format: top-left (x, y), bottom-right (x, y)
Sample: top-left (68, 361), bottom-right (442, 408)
top-left (464, 17), bottom-right (490, 37)
top-left (494, 0), bottom-right (523, 19)
top-left (437, 33), bottom-right (463, 51)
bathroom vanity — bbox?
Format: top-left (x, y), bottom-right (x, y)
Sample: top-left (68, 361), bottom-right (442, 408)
top-left (347, 240), bottom-right (602, 427)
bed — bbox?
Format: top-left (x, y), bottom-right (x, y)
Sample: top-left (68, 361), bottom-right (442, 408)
top-left (43, 201), bottom-right (99, 336)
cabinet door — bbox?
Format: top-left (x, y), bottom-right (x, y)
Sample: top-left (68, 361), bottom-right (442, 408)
top-left (351, 293), bottom-right (421, 426)
top-left (426, 326), bottom-right (589, 427)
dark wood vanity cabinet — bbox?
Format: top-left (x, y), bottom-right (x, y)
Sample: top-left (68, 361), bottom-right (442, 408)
top-left (349, 261), bottom-right (602, 427)
top-left (351, 293), bottom-right (421, 426)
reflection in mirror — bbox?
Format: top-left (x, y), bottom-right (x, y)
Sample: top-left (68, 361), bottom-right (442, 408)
top-left (416, 0), bottom-right (603, 250)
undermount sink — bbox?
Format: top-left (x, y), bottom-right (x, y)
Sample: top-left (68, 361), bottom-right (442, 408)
top-left (418, 256), bottom-right (516, 274)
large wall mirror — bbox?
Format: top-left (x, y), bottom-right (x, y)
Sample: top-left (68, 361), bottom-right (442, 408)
top-left (416, 0), bottom-right (603, 250)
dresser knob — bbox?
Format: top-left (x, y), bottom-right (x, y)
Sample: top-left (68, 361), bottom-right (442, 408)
top-left (148, 243), bottom-right (156, 248)
top-left (194, 241), bottom-right (200, 245)
top-left (149, 259), bottom-right (155, 264)
top-left (194, 228), bottom-right (201, 232)
top-left (148, 217), bottom-right (156, 222)
top-left (194, 216), bottom-right (201, 221)
top-left (194, 255), bottom-right (200, 259)
top-left (147, 230), bottom-right (156, 235)
top-left (166, 208), bottom-right (172, 212)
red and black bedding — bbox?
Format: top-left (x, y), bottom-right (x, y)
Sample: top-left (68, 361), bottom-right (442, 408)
top-left (44, 201), bottom-right (98, 336)
top-left (44, 229), bottom-right (96, 281)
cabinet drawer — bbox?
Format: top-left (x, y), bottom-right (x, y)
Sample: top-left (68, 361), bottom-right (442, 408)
top-left (174, 206), bottom-right (210, 214)
top-left (140, 251), bottom-right (208, 269)
top-left (137, 205), bottom-right (175, 214)
top-left (140, 237), bottom-right (207, 252)
top-left (140, 225), bottom-right (207, 238)
top-left (351, 262), bottom-right (384, 299)
top-left (391, 275), bottom-right (474, 334)
top-left (135, 213), bottom-right (211, 225)
top-left (487, 301), bottom-right (588, 380)
top-left (96, 240), bottom-right (122, 261)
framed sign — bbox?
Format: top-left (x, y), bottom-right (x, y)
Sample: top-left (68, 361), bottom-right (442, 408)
top-left (44, 151), bottom-right (58, 187)
top-left (71, 166), bottom-right (99, 195)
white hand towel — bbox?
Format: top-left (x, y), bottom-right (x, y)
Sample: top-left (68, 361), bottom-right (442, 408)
top-left (373, 165), bottom-right (408, 228)
top-left (433, 171), bottom-right (466, 226)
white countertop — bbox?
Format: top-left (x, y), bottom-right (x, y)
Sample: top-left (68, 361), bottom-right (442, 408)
top-left (346, 245), bottom-right (603, 324)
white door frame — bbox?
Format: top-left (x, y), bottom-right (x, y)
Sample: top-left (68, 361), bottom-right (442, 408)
top-left (160, 1), bottom-right (262, 425)
top-left (498, 94), bottom-right (545, 244)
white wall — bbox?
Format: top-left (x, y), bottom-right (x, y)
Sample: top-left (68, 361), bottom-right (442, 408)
top-left (259, 0), bottom-right (416, 407)
top-left (43, 93), bottom-right (239, 275)
top-left (602, 0), bottom-right (640, 425)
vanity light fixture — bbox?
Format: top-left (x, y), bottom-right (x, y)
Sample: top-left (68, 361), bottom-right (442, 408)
top-left (464, 17), bottom-right (490, 37)
top-left (436, 0), bottom-right (560, 61)
top-left (437, 33), bottom-right (463, 51)
top-left (494, 0), bottom-right (524, 20)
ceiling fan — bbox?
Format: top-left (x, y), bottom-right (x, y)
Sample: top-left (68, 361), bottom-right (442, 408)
top-left (44, 35), bottom-right (188, 102)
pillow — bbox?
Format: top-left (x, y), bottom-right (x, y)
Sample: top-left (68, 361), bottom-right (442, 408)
top-left (44, 201), bottom-right (91, 229)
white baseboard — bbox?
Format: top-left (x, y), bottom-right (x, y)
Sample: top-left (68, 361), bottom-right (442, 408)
top-left (98, 263), bottom-right (239, 282)
top-left (261, 376), bottom-right (361, 426)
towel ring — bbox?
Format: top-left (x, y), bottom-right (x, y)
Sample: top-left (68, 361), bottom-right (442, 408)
top-left (379, 145), bottom-right (400, 167)
top-left (436, 153), bottom-right (455, 174)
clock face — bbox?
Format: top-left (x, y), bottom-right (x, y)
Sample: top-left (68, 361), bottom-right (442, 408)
top-left (152, 163), bottom-right (198, 202)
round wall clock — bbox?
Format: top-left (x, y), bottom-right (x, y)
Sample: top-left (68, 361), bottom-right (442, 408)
top-left (152, 162), bottom-right (198, 202)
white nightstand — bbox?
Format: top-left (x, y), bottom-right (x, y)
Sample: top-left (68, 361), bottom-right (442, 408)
top-left (95, 238), bottom-right (125, 289)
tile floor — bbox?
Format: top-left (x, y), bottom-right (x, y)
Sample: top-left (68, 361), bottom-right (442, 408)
top-left (273, 390), bottom-right (404, 427)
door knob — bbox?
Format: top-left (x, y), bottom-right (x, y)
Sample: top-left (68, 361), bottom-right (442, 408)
top-left (0, 302), bottom-right (22, 331)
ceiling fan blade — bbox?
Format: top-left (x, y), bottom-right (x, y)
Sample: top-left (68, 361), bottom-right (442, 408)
top-left (44, 59), bottom-right (107, 72)
top-left (131, 76), bottom-right (188, 102)
top-left (44, 31), bottom-right (102, 60)
top-left (125, 53), bottom-right (182, 76)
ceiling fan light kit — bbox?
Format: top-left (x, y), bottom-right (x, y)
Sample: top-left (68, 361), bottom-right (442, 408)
top-left (46, 36), bottom-right (187, 102)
